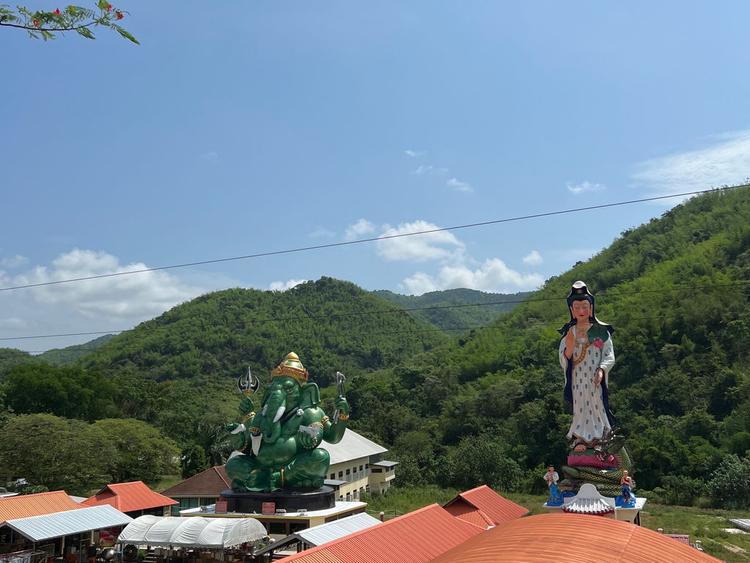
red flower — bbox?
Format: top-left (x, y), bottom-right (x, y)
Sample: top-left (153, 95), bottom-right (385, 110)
top-left (115, 10), bottom-right (124, 20)
top-left (106, 3), bottom-right (112, 11)
top-left (54, 8), bottom-right (60, 14)
top-left (32, 18), bottom-right (40, 27)
top-left (593, 338), bottom-right (604, 349)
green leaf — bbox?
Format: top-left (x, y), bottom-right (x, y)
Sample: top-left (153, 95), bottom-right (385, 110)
top-left (97, 0), bottom-right (111, 10)
top-left (76, 26), bottom-right (95, 39)
top-left (113, 24), bottom-right (139, 44)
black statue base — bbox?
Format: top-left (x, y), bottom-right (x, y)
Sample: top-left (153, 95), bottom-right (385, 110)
top-left (220, 486), bottom-right (335, 513)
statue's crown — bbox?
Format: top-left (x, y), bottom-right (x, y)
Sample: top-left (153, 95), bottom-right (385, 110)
top-left (271, 352), bottom-right (309, 385)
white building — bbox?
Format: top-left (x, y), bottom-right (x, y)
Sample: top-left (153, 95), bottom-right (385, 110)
top-left (322, 430), bottom-right (398, 501)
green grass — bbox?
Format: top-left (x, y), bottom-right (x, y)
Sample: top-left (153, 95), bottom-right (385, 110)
top-left (364, 486), bottom-right (750, 561)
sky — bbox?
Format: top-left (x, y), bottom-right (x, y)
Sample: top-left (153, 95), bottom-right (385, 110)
top-left (1, 0), bottom-right (750, 352)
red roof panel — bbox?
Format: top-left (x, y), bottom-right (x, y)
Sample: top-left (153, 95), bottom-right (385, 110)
top-left (82, 481), bottom-right (177, 513)
top-left (278, 504), bottom-right (483, 563)
top-left (444, 485), bottom-right (528, 527)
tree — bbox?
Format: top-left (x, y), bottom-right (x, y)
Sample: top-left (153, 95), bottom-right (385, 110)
top-left (0, 2), bottom-right (137, 43)
top-left (443, 435), bottom-right (522, 491)
top-left (0, 414), bottom-right (110, 495)
top-left (92, 418), bottom-right (179, 484)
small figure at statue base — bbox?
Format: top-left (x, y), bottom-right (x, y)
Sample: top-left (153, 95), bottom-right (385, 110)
top-left (616, 470), bottom-right (636, 508)
top-left (544, 466), bottom-right (564, 506)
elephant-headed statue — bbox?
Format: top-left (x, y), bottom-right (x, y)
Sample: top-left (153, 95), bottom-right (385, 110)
top-left (225, 352), bottom-right (349, 492)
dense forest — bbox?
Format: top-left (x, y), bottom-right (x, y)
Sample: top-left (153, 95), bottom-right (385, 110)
top-left (374, 288), bottom-right (529, 331)
top-left (2, 185), bottom-right (750, 506)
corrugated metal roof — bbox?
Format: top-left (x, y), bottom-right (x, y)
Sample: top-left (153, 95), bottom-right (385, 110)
top-left (278, 504), bottom-right (483, 563)
top-left (161, 467), bottom-right (230, 498)
top-left (116, 515), bottom-right (266, 548)
top-left (5, 505), bottom-right (132, 542)
top-left (430, 513), bottom-right (721, 563)
top-left (82, 482), bottom-right (177, 513)
top-left (443, 500), bottom-right (495, 530)
top-left (371, 461), bottom-right (398, 468)
top-left (295, 513), bottom-right (381, 546)
top-left (445, 485), bottom-right (528, 526)
top-left (323, 431), bottom-right (387, 466)
top-left (0, 491), bottom-right (80, 525)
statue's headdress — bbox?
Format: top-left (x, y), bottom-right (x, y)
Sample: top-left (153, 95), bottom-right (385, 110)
top-left (558, 280), bottom-right (613, 335)
top-left (271, 352), bottom-right (309, 385)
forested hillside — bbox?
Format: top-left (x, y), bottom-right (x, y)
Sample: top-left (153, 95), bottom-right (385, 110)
top-left (0, 278), bottom-right (450, 493)
top-left (78, 277), bottom-right (445, 386)
top-left (349, 186), bottom-right (750, 506)
top-left (374, 288), bottom-right (529, 331)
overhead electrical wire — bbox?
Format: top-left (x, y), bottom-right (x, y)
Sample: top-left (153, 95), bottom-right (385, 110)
top-left (0, 185), bottom-right (745, 294)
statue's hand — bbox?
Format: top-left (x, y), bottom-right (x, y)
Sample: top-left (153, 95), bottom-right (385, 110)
top-left (297, 425), bottom-right (321, 449)
top-left (334, 397), bottom-right (350, 418)
top-left (239, 396), bottom-right (255, 416)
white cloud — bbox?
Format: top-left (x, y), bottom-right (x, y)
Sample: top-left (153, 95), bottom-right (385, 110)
top-left (376, 220), bottom-right (464, 262)
top-left (522, 250), bottom-right (543, 266)
top-left (402, 259), bottom-right (544, 295)
top-left (413, 165), bottom-right (434, 175)
top-left (13, 249), bottom-right (203, 319)
top-left (404, 149), bottom-right (426, 158)
top-left (199, 151), bottom-right (219, 163)
top-left (0, 255), bottom-right (28, 269)
top-left (567, 181), bottom-right (606, 195)
top-left (447, 177), bottom-right (473, 193)
top-left (632, 130), bottom-right (750, 200)
top-left (344, 219), bottom-right (376, 241)
top-left (269, 279), bottom-right (307, 291)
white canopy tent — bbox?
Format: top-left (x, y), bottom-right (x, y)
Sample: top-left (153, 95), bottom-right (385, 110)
top-left (116, 516), bottom-right (267, 549)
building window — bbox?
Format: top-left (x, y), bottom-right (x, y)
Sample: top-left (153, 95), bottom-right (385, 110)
top-left (330, 473), bottom-right (335, 479)
top-left (346, 492), bottom-right (351, 501)
top-left (359, 465), bottom-right (363, 472)
top-left (339, 471), bottom-right (343, 478)
top-left (346, 468), bottom-right (350, 475)
top-left (372, 467), bottom-right (382, 473)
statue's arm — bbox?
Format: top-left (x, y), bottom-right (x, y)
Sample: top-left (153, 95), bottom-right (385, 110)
top-left (298, 407), bottom-right (326, 449)
top-left (599, 335), bottom-right (615, 384)
top-left (322, 397), bottom-right (349, 444)
top-left (558, 335), bottom-right (569, 371)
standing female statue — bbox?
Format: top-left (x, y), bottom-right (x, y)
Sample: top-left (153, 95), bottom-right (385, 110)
top-left (558, 281), bottom-right (615, 451)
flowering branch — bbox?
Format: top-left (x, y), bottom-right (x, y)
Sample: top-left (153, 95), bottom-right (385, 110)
top-left (0, 1), bottom-right (138, 43)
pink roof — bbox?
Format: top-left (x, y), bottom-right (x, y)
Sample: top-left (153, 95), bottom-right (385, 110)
top-left (82, 481), bottom-right (177, 513)
top-left (278, 504), bottom-right (483, 563)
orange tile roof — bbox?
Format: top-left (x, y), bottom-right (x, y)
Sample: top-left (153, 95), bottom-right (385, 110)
top-left (278, 504), bottom-right (483, 563)
top-left (443, 485), bottom-right (528, 527)
top-left (431, 513), bottom-right (721, 563)
top-left (81, 482), bottom-right (177, 513)
top-left (161, 466), bottom-right (230, 498)
top-left (0, 491), bottom-right (79, 525)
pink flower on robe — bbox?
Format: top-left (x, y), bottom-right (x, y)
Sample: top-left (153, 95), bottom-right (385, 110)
top-left (593, 338), bottom-right (604, 349)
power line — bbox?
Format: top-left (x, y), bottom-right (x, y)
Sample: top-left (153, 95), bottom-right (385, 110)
top-left (2, 278), bottom-right (748, 344)
top-left (1, 185), bottom-right (745, 294)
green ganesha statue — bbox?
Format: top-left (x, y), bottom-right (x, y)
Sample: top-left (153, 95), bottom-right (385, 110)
top-left (224, 352), bottom-right (350, 492)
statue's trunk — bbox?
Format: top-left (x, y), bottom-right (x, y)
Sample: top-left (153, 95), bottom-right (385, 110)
top-left (261, 389), bottom-right (285, 445)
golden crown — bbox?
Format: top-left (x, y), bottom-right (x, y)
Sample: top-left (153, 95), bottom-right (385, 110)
top-left (271, 352), bottom-right (309, 385)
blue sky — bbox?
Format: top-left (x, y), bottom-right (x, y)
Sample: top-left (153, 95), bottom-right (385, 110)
top-left (2, 1), bottom-right (750, 351)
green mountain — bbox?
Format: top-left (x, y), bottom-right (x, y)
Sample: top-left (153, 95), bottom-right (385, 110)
top-left (37, 334), bottom-right (116, 366)
top-left (80, 277), bottom-right (448, 387)
top-left (373, 288), bottom-right (530, 331)
top-left (350, 185), bottom-right (750, 504)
